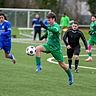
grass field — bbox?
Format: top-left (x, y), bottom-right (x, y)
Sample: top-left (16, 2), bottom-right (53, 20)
top-left (0, 38), bottom-right (96, 96)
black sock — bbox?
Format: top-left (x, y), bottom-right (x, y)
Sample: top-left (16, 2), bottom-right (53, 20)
top-left (75, 60), bottom-right (79, 70)
top-left (68, 59), bottom-right (72, 69)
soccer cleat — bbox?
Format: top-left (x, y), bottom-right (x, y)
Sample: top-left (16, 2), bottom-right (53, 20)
top-left (12, 55), bottom-right (16, 64)
top-left (85, 57), bottom-right (92, 62)
top-left (75, 69), bottom-right (79, 73)
top-left (36, 64), bottom-right (42, 73)
top-left (68, 74), bottom-right (74, 85)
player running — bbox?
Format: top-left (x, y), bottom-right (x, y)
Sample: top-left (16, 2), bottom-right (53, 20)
top-left (35, 12), bottom-right (73, 85)
top-left (0, 12), bottom-right (16, 64)
top-left (63, 22), bottom-right (88, 72)
top-left (86, 15), bottom-right (96, 62)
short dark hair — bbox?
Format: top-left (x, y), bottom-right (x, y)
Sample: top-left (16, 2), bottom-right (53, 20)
top-left (72, 21), bottom-right (79, 25)
top-left (47, 12), bottom-right (56, 20)
top-left (0, 12), bottom-right (7, 20)
top-left (0, 12), bottom-right (5, 16)
top-left (92, 14), bottom-right (96, 18)
top-left (64, 12), bottom-right (66, 16)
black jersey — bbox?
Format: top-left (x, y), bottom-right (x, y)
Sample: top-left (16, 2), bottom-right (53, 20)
top-left (63, 28), bottom-right (88, 49)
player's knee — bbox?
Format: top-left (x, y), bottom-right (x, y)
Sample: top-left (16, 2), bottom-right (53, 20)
top-left (36, 46), bottom-right (43, 53)
top-left (74, 55), bottom-right (79, 60)
top-left (68, 58), bottom-right (72, 60)
top-left (58, 62), bottom-right (67, 69)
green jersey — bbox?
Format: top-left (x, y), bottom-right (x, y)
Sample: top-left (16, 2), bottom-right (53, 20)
top-left (89, 21), bottom-right (96, 35)
top-left (42, 22), bottom-right (64, 62)
top-left (47, 22), bottom-right (61, 51)
top-left (88, 21), bottom-right (96, 45)
top-left (60, 15), bottom-right (70, 27)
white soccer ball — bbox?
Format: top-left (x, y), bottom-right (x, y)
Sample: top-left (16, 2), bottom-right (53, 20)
top-left (26, 46), bottom-right (36, 56)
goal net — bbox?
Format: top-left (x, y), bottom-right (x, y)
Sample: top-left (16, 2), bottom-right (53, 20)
top-left (0, 8), bottom-right (51, 39)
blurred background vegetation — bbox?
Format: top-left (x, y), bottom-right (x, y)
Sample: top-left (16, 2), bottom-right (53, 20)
top-left (0, 0), bottom-right (96, 24)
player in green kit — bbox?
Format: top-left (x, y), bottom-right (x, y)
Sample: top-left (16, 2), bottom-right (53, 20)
top-left (86, 15), bottom-right (96, 62)
top-left (35, 12), bottom-right (73, 85)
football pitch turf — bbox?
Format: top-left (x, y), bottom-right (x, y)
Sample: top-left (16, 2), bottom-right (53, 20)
top-left (0, 39), bottom-right (96, 96)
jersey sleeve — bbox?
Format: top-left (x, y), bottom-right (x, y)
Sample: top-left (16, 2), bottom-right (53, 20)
top-left (63, 31), bottom-right (69, 46)
top-left (40, 31), bottom-right (48, 40)
top-left (1, 22), bottom-right (11, 36)
top-left (80, 32), bottom-right (88, 50)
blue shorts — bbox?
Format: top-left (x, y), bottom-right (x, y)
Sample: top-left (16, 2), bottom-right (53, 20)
top-left (0, 41), bottom-right (11, 54)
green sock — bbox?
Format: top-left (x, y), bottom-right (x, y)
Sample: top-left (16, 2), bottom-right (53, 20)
top-left (65, 69), bottom-right (72, 78)
top-left (88, 52), bottom-right (92, 57)
top-left (36, 57), bottom-right (41, 66)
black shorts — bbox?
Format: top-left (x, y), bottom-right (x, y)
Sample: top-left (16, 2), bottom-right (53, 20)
top-left (67, 45), bottom-right (80, 58)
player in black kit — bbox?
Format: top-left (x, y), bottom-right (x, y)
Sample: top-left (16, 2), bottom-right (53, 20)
top-left (63, 22), bottom-right (88, 73)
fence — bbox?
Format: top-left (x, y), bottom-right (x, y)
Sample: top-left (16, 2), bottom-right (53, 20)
top-left (0, 8), bottom-right (51, 28)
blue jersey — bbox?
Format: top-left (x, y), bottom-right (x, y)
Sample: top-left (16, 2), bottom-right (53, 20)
top-left (0, 20), bottom-right (11, 53)
top-left (0, 20), bottom-right (11, 41)
top-left (32, 18), bottom-right (42, 30)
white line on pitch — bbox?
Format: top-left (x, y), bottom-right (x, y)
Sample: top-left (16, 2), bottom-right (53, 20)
top-left (47, 55), bottom-right (96, 70)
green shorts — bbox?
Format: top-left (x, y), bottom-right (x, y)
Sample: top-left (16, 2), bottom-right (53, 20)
top-left (88, 36), bottom-right (96, 45)
top-left (43, 43), bottom-right (64, 62)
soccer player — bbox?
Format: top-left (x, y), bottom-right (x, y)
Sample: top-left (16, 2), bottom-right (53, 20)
top-left (0, 12), bottom-right (16, 64)
top-left (63, 22), bottom-right (88, 73)
top-left (60, 13), bottom-right (70, 39)
top-left (86, 15), bottom-right (96, 62)
top-left (35, 12), bottom-right (73, 85)
top-left (32, 14), bottom-right (42, 40)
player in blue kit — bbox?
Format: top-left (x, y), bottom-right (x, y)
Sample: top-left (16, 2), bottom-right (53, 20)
top-left (32, 14), bottom-right (42, 40)
top-left (0, 12), bottom-right (16, 64)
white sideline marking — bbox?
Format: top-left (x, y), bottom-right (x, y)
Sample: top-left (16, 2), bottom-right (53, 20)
top-left (47, 55), bottom-right (96, 70)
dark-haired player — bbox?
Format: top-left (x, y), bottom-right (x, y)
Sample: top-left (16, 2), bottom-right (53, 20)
top-left (35, 12), bottom-right (73, 85)
top-left (0, 12), bottom-right (16, 64)
top-left (63, 22), bottom-right (88, 72)
top-left (86, 15), bottom-right (96, 62)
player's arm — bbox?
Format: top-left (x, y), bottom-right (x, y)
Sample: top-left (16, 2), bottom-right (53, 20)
top-left (89, 23), bottom-right (96, 35)
top-left (91, 24), bottom-right (96, 34)
top-left (60, 17), bottom-right (63, 27)
top-left (80, 31), bottom-right (88, 50)
top-left (63, 31), bottom-right (69, 46)
top-left (1, 22), bottom-right (11, 35)
top-left (32, 19), bottom-right (35, 26)
top-left (32, 21), bottom-right (34, 26)
top-left (41, 22), bottom-right (59, 33)
top-left (47, 26), bottom-right (59, 33)
top-left (40, 32), bottom-right (48, 40)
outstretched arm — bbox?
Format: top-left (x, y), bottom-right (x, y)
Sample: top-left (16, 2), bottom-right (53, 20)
top-left (40, 32), bottom-right (48, 40)
top-left (63, 31), bottom-right (69, 46)
top-left (80, 32), bottom-right (88, 50)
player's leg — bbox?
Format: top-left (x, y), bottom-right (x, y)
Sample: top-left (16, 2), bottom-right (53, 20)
top-left (74, 55), bottom-right (79, 73)
top-left (85, 45), bottom-right (93, 62)
top-left (35, 44), bottom-right (48, 72)
top-left (58, 61), bottom-right (73, 85)
top-left (5, 53), bottom-right (16, 64)
top-left (33, 30), bottom-right (37, 40)
top-left (85, 38), bottom-right (93, 62)
top-left (4, 46), bottom-right (16, 64)
top-left (38, 29), bottom-right (41, 40)
top-left (52, 51), bottom-right (73, 85)
top-left (74, 46), bottom-right (80, 72)
top-left (67, 49), bottom-right (73, 69)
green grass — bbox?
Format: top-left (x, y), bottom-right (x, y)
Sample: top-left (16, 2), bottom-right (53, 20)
top-left (0, 40), bottom-right (96, 96)
top-left (11, 27), bottom-right (20, 38)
